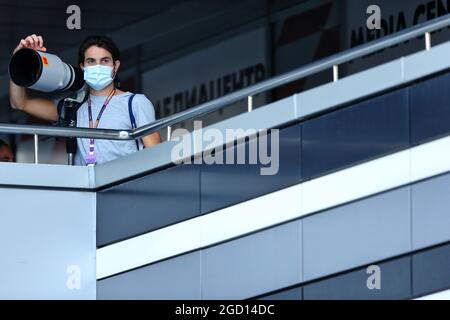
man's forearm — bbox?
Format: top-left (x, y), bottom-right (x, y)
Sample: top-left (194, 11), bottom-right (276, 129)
top-left (143, 132), bottom-right (162, 148)
top-left (9, 80), bottom-right (28, 111)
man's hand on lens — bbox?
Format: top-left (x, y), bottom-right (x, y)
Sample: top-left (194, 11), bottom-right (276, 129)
top-left (13, 34), bottom-right (47, 54)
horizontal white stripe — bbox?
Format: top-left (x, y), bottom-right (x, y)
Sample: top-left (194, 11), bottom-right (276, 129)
top-left (200, 183), bottom-right (302, 246)
top-left (411, 136), bottom-right (450, 182)
top-left (97, 134), bottom-right (450, 280)
top-left (414, 289), bottom-right (450, 300)
top-left (97, 218), bottom-right (201, 280)
top-left (301, 149), bottom-right (410, 214)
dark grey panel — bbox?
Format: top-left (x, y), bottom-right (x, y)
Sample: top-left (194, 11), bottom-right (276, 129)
top-left (97, 252), bottom-right (201, 300)
top-left (412, 172), bottom-right (450, 250)
top-left (96, 164), bottom-right (200, 247)
top-left (410, 72), bottom-right (450, 145)
top-left (201, 221), bottom-right (302, 299)
top-left (413, 243), bottom-right (450, 297)
top-left (303, 187), bottom-right (411, 282)
top-left (303, 257), bottom-right (412, 300)
top-left (258, 287), bottom-right (303, 300)
top-left (254, 243), bottom-right (450, 300)
top-left (301, 89), bottom-right (410, 180)
top-left (200, 124), bottom-right (301, 214)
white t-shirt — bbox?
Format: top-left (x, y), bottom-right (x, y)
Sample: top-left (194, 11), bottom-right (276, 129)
top-left (72, 91), bottom-right (156, 166)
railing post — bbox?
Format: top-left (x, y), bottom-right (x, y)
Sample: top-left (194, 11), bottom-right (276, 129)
top-left (167, 126), bottom-right (172, 141)
top-left (425, 32), bottom-right (431, 50)
top-left (34, 134), bottom-right (39, 164)
top-left (68, 153), bottom-right (74, 166)
top-left (248, 96), bottom-right (253, 112)
top-left (333, 65), bottom-right (339, 82)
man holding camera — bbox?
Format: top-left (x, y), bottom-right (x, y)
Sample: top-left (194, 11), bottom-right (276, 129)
top-left (9, 34), bottom-right (161, 166)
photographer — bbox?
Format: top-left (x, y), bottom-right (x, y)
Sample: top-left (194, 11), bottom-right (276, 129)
top-left (9, 34), bottom-right (161, 166)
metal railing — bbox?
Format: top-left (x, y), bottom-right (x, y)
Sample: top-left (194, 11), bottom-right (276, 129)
top-left (2, 14), bottom-right (450, 164)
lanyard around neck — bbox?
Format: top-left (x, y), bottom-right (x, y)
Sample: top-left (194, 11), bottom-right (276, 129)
top-left (88, 88), bottom-right (116, 129)
top-left (87, 88), bottom-right (116, 146)
top-left (85, 88), bottom-right (116, 165)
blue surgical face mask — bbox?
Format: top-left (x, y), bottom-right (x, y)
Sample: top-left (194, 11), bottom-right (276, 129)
top-left (83, 65), bottom-right (114, 91)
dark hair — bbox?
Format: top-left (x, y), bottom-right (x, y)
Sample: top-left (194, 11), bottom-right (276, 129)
top-left (78, 35), bottom-right (120, 65)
